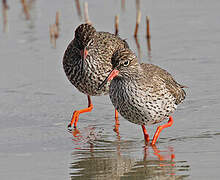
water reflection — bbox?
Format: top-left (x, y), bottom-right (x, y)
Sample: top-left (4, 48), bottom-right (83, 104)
top-left (146, 37), bottom-right (152, 60)
top-left (134, 36), bottom-right (141, 61)
top-left (70, 127), bottom-right (190, 179)
top-left (121, 0), bottom-right (125, 11)
top-left (2, 0), bottom-right (9, 32)
top-left (74, 0), bottom-right (82, 20)
top-left (20, 0), bottom-right (36, 20)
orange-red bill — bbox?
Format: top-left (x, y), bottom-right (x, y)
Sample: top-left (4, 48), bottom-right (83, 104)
top-left (98, 69), bottom-right (119, 90)
top-left (80, 49), bottom-right (88, 60)
top-left (107, 69), bottom-right (119, 81)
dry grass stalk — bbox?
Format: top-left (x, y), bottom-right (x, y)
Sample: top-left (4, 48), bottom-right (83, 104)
top-left (146, 16), bottom-right (151, 53)
top-left (2, 7), bottom-right (7, 31)
top-left (75, 0), bottom-right (82, 19)
top-left (84, 2), bottom-right (91, 24)
top-left (115, 15), bottom-right (119, 36)
top-left (136, 0), bottom-right (140, 11)
top-left (53, 24), bottom-right (59, 39)
top-left (49, 25), bottom-right (57, 48)
top-left (2, 0), bottom-right (9, 32)
top-left (49, 12), bottom-right (60, 48)
top-left (55, 11), bottom-right (60, 42)
top-left (49, 25), bottom-right (54, 44)
top-left (53, 24), bottom-right (59, 48)
top-left (2, 0), bottom-right (9, 9)
top-left (146, 16), bottom-right (151, 39)
top-left (21, 0), bottom-right (30, 20)
top-left (134, 10), bottom-right (141, 37)
top-left (55, 11), bottom-right (60, 28)
top-left (121, 0), bottom-right (125, 11)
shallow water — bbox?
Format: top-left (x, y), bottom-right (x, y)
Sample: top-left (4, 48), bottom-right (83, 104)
top-left (1, 0), bottom-right (220, 179)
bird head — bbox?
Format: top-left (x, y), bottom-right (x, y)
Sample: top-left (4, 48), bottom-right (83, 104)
top-left (74, 23), bottom-right (96, 60)
top-left (98, 48), bottom-right (138, 90)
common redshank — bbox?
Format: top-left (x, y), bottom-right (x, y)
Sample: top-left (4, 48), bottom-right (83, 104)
top-left (98, 48), bottom-right (186, 145)
top-left (63, 23), bottom-right (129, 129)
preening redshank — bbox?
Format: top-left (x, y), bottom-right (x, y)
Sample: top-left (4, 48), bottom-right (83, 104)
top-left (63, 23), bottom-right (129, 129)
top-left (98, 48), bottom-right (186, 145)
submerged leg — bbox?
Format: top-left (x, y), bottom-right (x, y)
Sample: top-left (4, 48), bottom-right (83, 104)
top-left (151, 144), bottom-right (164, 161)
top-left (114, 109), bottom-right (120, 133)
top-left (142, 125), bottom-right (150, 143)
top-left (68, 95), bottom-right (93, 129)
top-left (151, 116), bottom-right (174, 145)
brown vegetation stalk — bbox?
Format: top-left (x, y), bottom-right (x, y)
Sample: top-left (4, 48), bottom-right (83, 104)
top-left (56, 11), bottom-right (60, 28)
top-left (146, 16), bottom-right (151, 39)
top-left (49, 12), bottom-right (60, 48)
top-left (134, 10), bottom-right (141, 37)
top-left (136, 0), bottom-right (140, 11)
top-left (75, 0), bottom-right (82, 19)
top-left (21, 0), bottom-right (30, 20)
top-left (84, 2), bottom-right (91, 24)
top-left (3, 0), bottom-right (9, 9)
top-left (49, 25), bottom-right (54, 44)
top-left (2, 0), bottom-right (9, 32)
top-left (121, 0), bottom-right (125, 11)
top-left (115, 15), bottom-right (119, 36)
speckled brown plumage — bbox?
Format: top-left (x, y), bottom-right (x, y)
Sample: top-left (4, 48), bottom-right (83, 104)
top-left (63, 24), bottom-right (128, 128)
top-left (105, 48), bottom-right (186, 126)
top-left (63, 23), bottom-right (129, 96)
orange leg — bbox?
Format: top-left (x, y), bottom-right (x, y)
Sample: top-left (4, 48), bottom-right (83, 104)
top-left (68, 95), bottom-right (93, 129)
top-left (151, 116), bottom-right (173, 145)
top-left (114, 109), bottom-right (120, 133)
top-left (142, 125), bottom-right (150, 143)
top-left (115, 109), bottom-right (119, 119)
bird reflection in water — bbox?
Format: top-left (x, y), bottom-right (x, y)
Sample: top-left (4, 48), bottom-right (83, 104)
top-left (70, 112), bottom-right (120, 140)
top-left (70, 127), bottom-right (189, 179)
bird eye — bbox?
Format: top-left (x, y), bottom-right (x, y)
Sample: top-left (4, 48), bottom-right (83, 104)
top-left (123, 60), bottom-right (130, 67)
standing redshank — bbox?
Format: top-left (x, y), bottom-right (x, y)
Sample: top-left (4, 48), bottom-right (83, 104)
top-left (98, 48), bottom-right (186, 145)
top-left (63, 23), bottom-right (129, 129)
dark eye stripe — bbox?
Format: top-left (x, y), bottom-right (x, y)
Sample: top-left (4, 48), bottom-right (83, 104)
top-left (86, 39), bottom-right (91, 46)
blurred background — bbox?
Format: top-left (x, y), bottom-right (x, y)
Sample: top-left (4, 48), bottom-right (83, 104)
top-left (1, 0), bottom-right (220, 179)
